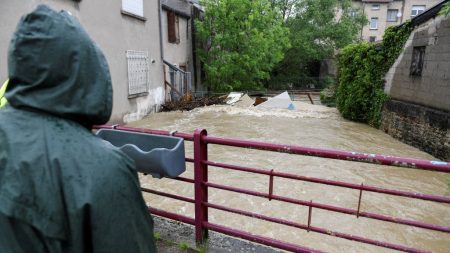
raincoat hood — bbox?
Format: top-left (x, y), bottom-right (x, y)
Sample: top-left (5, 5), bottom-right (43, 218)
top-left (6, 5), bottom-right (112, 127)
top-left (0, 5), bottom-right (156, 253)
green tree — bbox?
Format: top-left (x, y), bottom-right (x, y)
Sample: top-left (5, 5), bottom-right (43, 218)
top-left (196, 0), bottom-right (290, 91)
top-left (269, 0), bottom-right (297, 20)
top-left (439, 2), bottom-right (450, 18)
top-left (271, 0), bottom-right (367, 88)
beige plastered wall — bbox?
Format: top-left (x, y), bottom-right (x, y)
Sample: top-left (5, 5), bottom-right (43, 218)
top-left (0, 0), bottom-right (165, 124)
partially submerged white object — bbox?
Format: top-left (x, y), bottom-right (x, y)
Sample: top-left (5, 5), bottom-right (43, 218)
top-left (234, 94), bottom-right (255, 108)
top-left (225, 92), bottom-right (243, 105)
top-left (256, 91), bottom-right (295, 110)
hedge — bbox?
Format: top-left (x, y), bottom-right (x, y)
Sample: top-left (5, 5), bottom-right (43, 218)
top-left (336, 23), bottom-right (412, 128)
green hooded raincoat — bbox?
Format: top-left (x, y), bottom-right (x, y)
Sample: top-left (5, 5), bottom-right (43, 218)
top-left (0, 5), bottom-right (156, 253)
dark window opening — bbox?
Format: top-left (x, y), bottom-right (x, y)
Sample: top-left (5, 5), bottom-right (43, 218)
top-left (167, 11), bottom-right (180, 44)
top-left (369, 36), bottom-right (376, 42)
top-left (410, 46), bottom-right (426, 77)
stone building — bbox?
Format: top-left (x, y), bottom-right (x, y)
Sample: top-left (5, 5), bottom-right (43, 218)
top-left (381, 2), bottom-right (450, 161)
top-left (353, 0), bottom-right (442, 42)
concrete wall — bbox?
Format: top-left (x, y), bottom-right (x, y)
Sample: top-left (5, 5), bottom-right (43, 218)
top-left (0, 0), bottom-right (165, 124)
top-left (387, 16), bottom-right (450, 111)
top-left (381, 15), bottom-right (450, 161)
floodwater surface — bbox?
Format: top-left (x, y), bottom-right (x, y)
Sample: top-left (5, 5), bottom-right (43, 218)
top-left (128, 102), bottom-right (450, 253)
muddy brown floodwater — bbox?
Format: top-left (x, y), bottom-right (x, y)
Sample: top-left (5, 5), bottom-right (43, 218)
top-left (127, 101), bottom-right (450, 253)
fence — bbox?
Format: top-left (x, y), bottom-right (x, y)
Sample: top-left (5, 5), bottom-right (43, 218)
top-left (164, 60), bottom-right (192, 101)
top-left (267, 77), bottom-right (334, 90)
top-left (94, 125), bottom-right (450, 253)
top-left (192, 89), bottom-right (321, 104)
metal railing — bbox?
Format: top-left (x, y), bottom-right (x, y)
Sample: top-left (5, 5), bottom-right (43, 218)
top-left (94, 125), bottom-right (450, 253)
top-left (164, 60), bottom-right (192, 101)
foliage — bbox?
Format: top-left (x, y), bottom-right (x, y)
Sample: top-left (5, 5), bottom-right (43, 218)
top-left (319, 78), bottom-right (336, 107)
top-left (153, 232), bottom-right (161, 241)
top-left (268, 0), bottom-right (297, 20)
top-left (196, 0), bottom-right (290, 91)
top-left (439, 2), bottom-right (450, 18)
top-left (178, 242), bottom-right (190, 250)
top-left (270, 0), bottom-right (367, 86)
top-left (336, 23), bottom-right (412, 127)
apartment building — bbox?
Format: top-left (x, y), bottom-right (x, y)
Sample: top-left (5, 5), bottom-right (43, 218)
top-left (353, 0), bottom-right (442, 42)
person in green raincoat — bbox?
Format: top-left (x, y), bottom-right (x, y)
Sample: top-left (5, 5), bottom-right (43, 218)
top-left (0, 79), bottom-right (7, 108)
top-left (0, 5), bottom-right (156, 253)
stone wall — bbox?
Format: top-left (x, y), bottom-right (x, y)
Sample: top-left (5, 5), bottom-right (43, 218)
top-left (381, 99), bottom-right (450, 161)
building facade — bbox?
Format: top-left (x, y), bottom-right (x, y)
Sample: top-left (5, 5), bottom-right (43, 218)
top-left (381, 2), bottom-right (450, 161)
top-left (353, 0), bottom-right (442, 42)
top-left (161, 0), bottom-right (194, 101)
top-left (1, 0), bottom-right (200, 124)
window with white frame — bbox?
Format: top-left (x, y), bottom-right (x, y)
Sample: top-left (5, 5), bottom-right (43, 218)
top-left (370, 18), bottom-right (378, 30)
top-left (126, 50), bottom-right (149, 97)
top-left (122, 0), bottom-right (144, 18)
top-left (411, 5), bottom-right (425, 17)
top-left (387, 9), bottom-right (398, 22)
top-left (371, 4), bottom-right (380, 10)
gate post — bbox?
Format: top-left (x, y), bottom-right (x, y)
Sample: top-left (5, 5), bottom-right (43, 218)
top-left (194, 129), bottom-right (208, 244)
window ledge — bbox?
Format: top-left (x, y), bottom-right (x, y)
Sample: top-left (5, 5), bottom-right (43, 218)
top-left (369, 28), bottom-right (378, 30)
top-left (128, 92), bottom-right (149, 99)
top-left (121, 10), bottom-right (147, 22)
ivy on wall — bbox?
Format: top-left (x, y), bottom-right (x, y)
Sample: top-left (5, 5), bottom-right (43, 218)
top-left (336, 22), bottom-right (413, 128)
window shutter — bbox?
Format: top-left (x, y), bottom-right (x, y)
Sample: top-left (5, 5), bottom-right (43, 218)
top-left (168, 11), bottom-right (176, 43)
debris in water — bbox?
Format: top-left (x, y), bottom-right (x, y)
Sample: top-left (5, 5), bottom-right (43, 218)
top-left (225, 92), bottom-right (243, 105)
top-left (234, 94), bottom-right (255, 108)
top-left (161, 95), bottom-right (226, 112)
top-left (256, 91), bottom-right (295, 110)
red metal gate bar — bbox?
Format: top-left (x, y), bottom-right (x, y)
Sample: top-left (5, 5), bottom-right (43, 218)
top-left (194, 129), bottom-right (209, 243)
top-left (143, 186), bottom-right (432, 253)
top-left (205, 181), bottom-right (450, 233)
top-left (204, 202), bottom-right (430, 253)
top-left (94, 125), bottom-right (195, 141)
top-left (203, 136), bottom-right (450, 172)
top-left (141, 187), bottom-right (195, 203)
top-left (204, 160), bottom-right (450, 204)
top-left (149, 207), bottom-right (195, 225)
top-left (94, 125), bottom-right (449, 252)
top-left (204, 222), bottom-right (326, 253)
top-left (172, 176), bottom-right (195, 184)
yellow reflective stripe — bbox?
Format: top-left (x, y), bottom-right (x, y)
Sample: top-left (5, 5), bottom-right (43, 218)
top-left (0, 79), bottom-right (8, 108)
